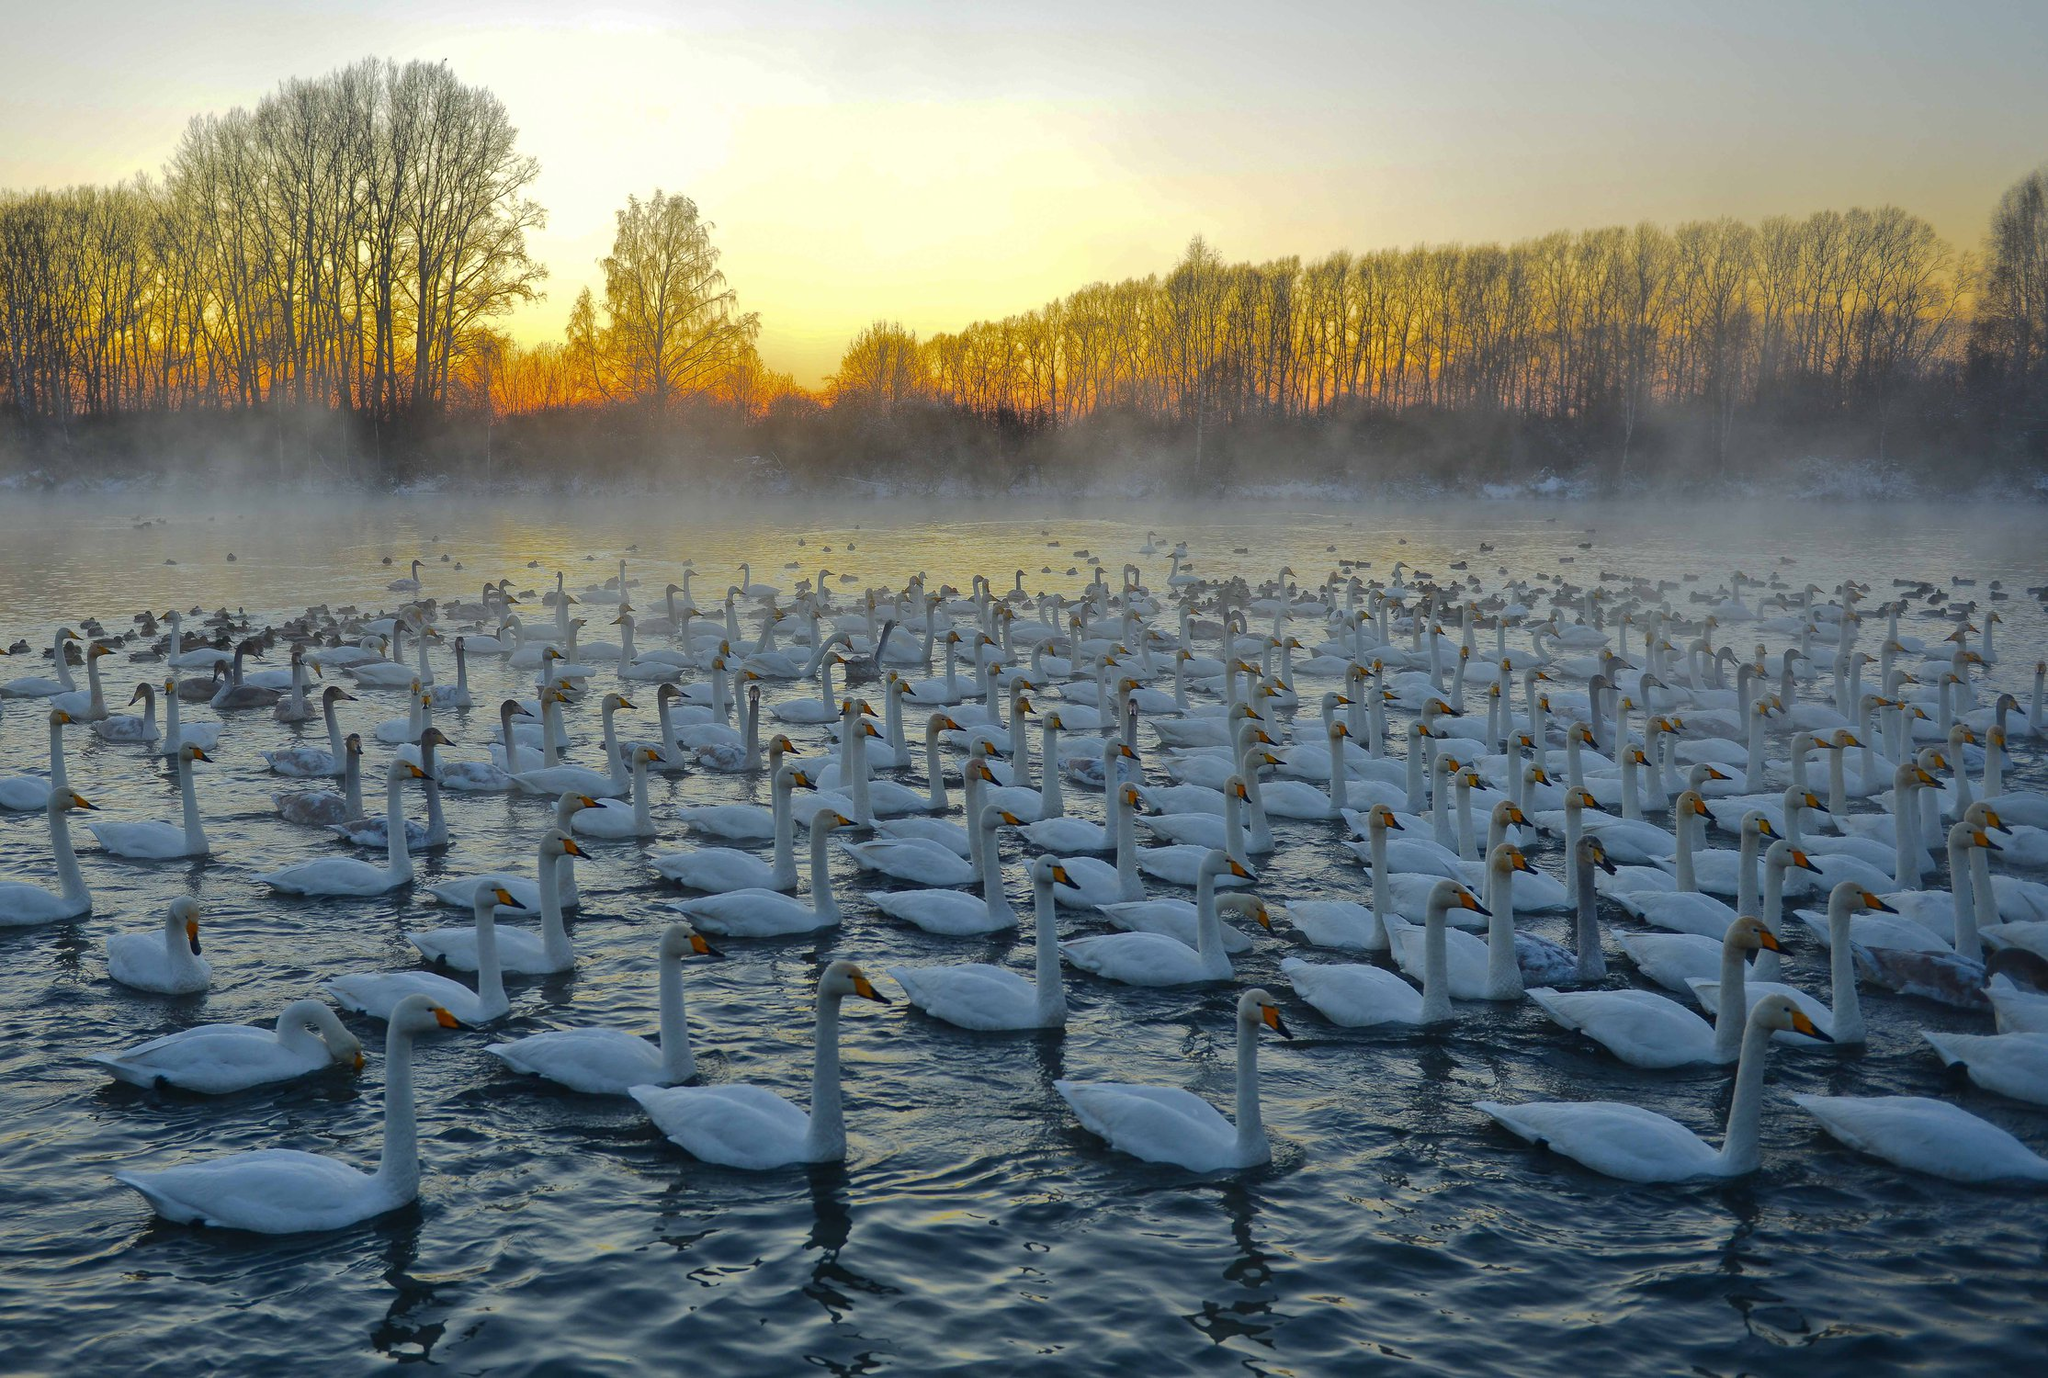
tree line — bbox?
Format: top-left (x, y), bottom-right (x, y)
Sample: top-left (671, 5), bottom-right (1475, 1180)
top-left (2, 55), bottom-right (2044, 486)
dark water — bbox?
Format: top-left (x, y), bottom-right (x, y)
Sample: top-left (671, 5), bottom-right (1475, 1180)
top-left (2, 496), bottom-right (2046, 1375)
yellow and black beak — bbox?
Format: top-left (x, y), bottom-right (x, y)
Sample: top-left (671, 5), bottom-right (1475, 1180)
top-left (1051, 864), bottom-right (1072, 885)
top-left (562, 838), bottom-right (588, 858)
top-left (1458, 890), bottom-right (1490, 916)
top-left (1755, 927), bottom-right (1784, 952)
top-left (1227, 859), bottom-right (1256, 879)
top-left (1862, 891), bottom-right (1898, 914)
top-left (1789, 1008), bottom-right (1832, 1042)
top-left (1261, 1003), bottom-right (1292, 1040)
top-left (689, 933), bottom-right (723, 959)
top-left (433, 1006), bottom-right (462, 1029)
top-left (186, 919), bottom-right (202, 955)
top-left (851, 972), bottom-right (890, 1004)
top-left (1791, 850), bottom-right (1823, 874)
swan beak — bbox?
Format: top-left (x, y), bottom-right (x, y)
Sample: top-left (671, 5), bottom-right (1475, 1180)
top-left (1754, 928), bottom-right (1783, 952)
top-left (1760, 820), bottom-right (1780, 839)
top-left (186, 920), bottom-right (202, 954)
top-left (1051, 864), bottom-right (1072, 885)
top-left (562, 839), bottom-right (588, 858)
top-left (406, 763), bottom-right (429, 779)
top-left (433, 1006), bottom-right (462, 1029)
top-left (353, 1050), bottom-right (366, 1071)
top-left (190, 747), bottom-right (211, 762)
top-left (1863, 892), bottom-right (1898, 914)
top-left (851, 973), bottom-right (889, 1003)
top-left (1120, 744), bottom-right (1139, 759)
top-left (1792, 850), bottom-right (1823, 874)
top-left (999, 810), bottom-right (1025, 826)
top-left (1789, 1008), bottom-right (1831, 1041)
top-left (1261, 1003), bottom-right (1292, 1039)
top-left (1253, 902), bottom-right (1273, 931)
top-left (689, 933), bottom-right (723, 959)
top-left (1227, 859), bottom-right (1256, 879)
top-left (792, 771), bottom-right (816, 789)
top-left (1976, 830), bottom-right (2002, 851)
top-left (1460, 892), bottom-right (1490, 916)
top-left (1595, 851), bottom-right (1617, 875)
top-left (70, 792), bottom-right (96, 810)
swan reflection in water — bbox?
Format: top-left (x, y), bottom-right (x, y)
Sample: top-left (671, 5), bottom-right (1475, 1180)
top-left (1185, 1181), bottom-right (1289, 1349)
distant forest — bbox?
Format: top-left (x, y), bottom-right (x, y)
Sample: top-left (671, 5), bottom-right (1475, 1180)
top-left (2, 58), bottom-right (2045, 491)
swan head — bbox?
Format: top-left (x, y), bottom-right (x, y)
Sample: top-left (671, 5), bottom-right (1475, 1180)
top-left (390, 993), bottom-right (462, 1036)
top-left (1768, 842), bottom-right (1824, 876)
top-left (1846, 884), bottom-right (1898, 915)
top-left (1575, 836), bottom-right (1616, 873)
top-left (820, 959), bottom-right (889, 1005)
top-left (54, 789), bottom-right (96, 813)
top-left (181, 744), bottom-right (210, 766)
top-left (1724, 916), bottom-right (1781, 954)
top-left (1429, 879), bottom-right (1488, 918)
top-left (325, 686), bottom-right (357, 703)
top-left (788, 769), bottom-right (818, 791)
top-left (1490, 844), bottom-right (1537, 876)
top-left (660, 921), bottom-right (721, 961)
top-left (1238, 988), bottom-right (1292, 1040)
top-left (345, 733), bottom-right (364, 758)
top-left (542, 830), bottom-right (586, 861)
top-left (1202, 850), bottom-right (1256, 882)
top-left (1031, 855), bottom-right (1069, 887)
top-left (816, 810), bottom-right (856, 832)
top-left (168, 896), bottom-right (203, 954)
top-left (1748, 991), bottom-right (1829, 1042)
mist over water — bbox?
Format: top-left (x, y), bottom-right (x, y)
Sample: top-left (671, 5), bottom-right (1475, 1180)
top-left (2, 495), bottom-right (2046, 1375)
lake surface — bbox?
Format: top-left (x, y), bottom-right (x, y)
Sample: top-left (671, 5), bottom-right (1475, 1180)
top-left (2, 494), bottom-right (2046, 1376)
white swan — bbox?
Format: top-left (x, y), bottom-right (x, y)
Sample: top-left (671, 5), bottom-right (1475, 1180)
top-left (1792, 1095), bottom-right (2048, 1184)
top-left (670, 811), bottom-right (854, 937)
top-left (1476, 993), bottom-right (1827, 1182)
top-left (106, 897), bottom-right (211, 994)
top-left (888, 854), bottom-right (1069, 1029)
top-left (1096, 892), bottom-right (1271, 955)
top-left (571, 747), bottom-right (662, 839)
top-left (114, 994), bottom-right (460, 1232)
top-left (89, 744), bottom-right (212, 859)
top-left (93, 681), bottom-right (160, 744)
top-left (0, 786), bottom-right (96, 924)
top-left (488, 922), bottom-right (721, 1093)
top-left (867, 805), bottom-right (1021, 935)
top-left (92, 998), bottom-right (363, 1093)
top-left (0, 705), bottom-right (70, 813)
top-left (1528, 917), bottom-right (1779, 1069)
top-left (262, 686), bottom-right (357, 777)
top-left (257, 761), bottom-right (425, 896)
top-left (424, 793), bottom-right (594, 913)
top-left (410, 832), bottom-right (585, 975)
top-left (1690, 882), bottom-right (1889, 1046)
top-left (652, 764), bottom-right (810, 893)
top-left (630, 958), bottom-right (889, 1168)
top-left (1282, 879), bottom-right (1478, 1027)
top-left (1061, 850), bottom-right (1255, 986)
top-left (1, 627), bottom-right (80, 697)
top-left (326, 884), bottom-right (520, 1025)
top-left (1055, 987), bottom-right (1290, 1171)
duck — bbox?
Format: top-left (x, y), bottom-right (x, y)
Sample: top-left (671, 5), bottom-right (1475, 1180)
top-left (410, 833), bottom-right (585, 975)
top-left (106, 897), bottom-right (211, 995)
top-left (0, 787), bottom-right (96, 924)
top-left (887, 855), bottom-right (1070, 1030)
top-left (1528, 917), bottom-right (1780, 1069)
top-left (89, 744), bottom-right (212, 859)
top-left (1476, 994), bottom-right (1827, 1182)
top-left (113, 995), bottom-right (460, 1232)
top-left (92, 998), bottom-right (363, 1093)
top-left (1054, 987), bottom-right (1290, 1172)
top-left (257, 761), bottom-right (426, 896)
top-left (669, 811), bottom-right (855, 937)
top-left (487, 923), bottom-right (721, 1094)
top-left (1061, 850), bottom-right (1257, 986)
top-left (326, 885), bottom-right (522, 1025)
top-left (1792, 1095), bottom-right (2048, 1184)
top-left (630, 959), bottom-right (889, 1168)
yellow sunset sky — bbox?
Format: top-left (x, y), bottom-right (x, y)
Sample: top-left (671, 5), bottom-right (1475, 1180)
top-left (4, 1), bottom-right (2045, 385)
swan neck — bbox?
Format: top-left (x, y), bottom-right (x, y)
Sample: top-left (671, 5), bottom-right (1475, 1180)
top-left (1033, 876), bottom-right (1065, 1024)
top-left (805, 992), bottom-right (846, 1161)
top-left (1233, 1013), bottom-right (1268, 1166)
top-left (810, 824), bottom-right (839, 917)
top-left (49, 801), bottom-right (88, 908)
top-left (1714, 935), bottom-right (1749, 1062)
top-left (1574, 854), bottom-right (1605, 980)
top-left (385, 773), bottom-right (412, 878)
top-left (1421, 903), bottom-right (1452, 1022)
top-left (374, 1019), bottom-right (421, 1199)
top-left (179, 753), bottom-right (206, 852)
top-left (772, 771), bottom-right (798, 887)
top-left (659, 947), bottom-right (696, 1082)
top-left (536, 850), bottom-right (573, 966)
top-left (1719, 1012), bottom-right (1775, 1174)
top-left (1827, 891), bottom-right (1865, 1044)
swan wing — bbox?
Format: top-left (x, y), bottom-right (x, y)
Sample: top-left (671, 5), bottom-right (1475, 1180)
top-left (671, 890), bottom-right (828, 936)
top-left (867, 889), bottom-right (1011, 936)
top-left (115, 1149), bottom-right (391, 1232)
top-left (887, 963), bottom-right (1041, 1030)
top-left (1528, 988), bottom-right (1716, 1068)
top-left (1055, 1080), bottom-right (1239, 1170)
top-left (1281, 957), bottom-right (1422, 1026)
top-left (631, 1083), bottom-right (811, 1169)
top-left (93, 1027), bottom-right (321, 1093)
top-left (1793, 1094), bottom-right (2048, 1182)
top-left (1060, 932), bottom-right (1212, 986)
top-left (488, 1028), bottom-right (664, 1094)
top-left (1476, 1100), bottom-right (1723, 1182)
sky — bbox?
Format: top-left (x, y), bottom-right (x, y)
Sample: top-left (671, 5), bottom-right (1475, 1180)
top-left (3, 0), bottom-right (2045, 385)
